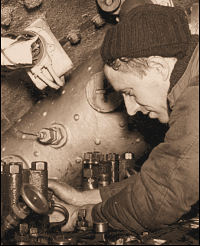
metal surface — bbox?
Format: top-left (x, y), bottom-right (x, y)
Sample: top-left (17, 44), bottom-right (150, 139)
top-left (1, 48), bottom-right (149, 188)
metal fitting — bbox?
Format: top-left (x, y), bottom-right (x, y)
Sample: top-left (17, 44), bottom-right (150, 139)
top-left (125, 152), bottom-right (133, 160)
top-left (98, 173), bottom-right (110, 187)
top-left (92, 14), bottom-right (106, 28)
top-left (31, 161), bottom-right (47, 170)
top-left (29, 227), bottom-right (38, 237)
top-left (38, 127), bottom-right (63, 145)
top-left (93, 222), bottom-right (109, 233)
top-left (84, 152), bottom-right (93, 161)
top-left (4, 162), bottom-right (22, 174)
top-left (19, 223), bottom-right (29, 235)
top-left (12, 203), bottom-right (30, 220)
top-left (67, 30), bottom-right (81, 45)
top-left (106, 153), bottom-right (118, 161)
top-left (75, 209), bottom-right (89, 231)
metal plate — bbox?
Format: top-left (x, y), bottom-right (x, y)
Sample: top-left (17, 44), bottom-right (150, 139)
top-left (86, 71), bottom-right (123, 113)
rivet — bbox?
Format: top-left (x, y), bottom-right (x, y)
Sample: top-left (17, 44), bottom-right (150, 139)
top-left (94, 138), bottom-right (101, 145)
top-left (119, 122), bottom-right (125, 127)
top-left (34, 151), bottom-right (39, 157)
top-left (75, 157), bottom-right (82, 163)
top-left (43, 112), bottom-right (47, 117)
top-left (22, 134), bottom-right (26, 139)
top-left (74, 114), bottom-right (80, 121)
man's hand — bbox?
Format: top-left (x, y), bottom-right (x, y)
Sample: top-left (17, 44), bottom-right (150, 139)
top-left (48, 179), bottom-right (102, 206)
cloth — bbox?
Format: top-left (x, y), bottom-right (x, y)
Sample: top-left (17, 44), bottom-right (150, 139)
top-left (1, 36), bottom-right (38, 66)
top-left (100, 4), bottom-right (191, 64)
top-left (92, 38), bottom-right (199, 234)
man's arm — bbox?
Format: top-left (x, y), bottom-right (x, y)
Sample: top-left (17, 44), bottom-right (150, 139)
top-left (48, 179), bottom-right (102, 206)
top-left (92, 86), bottom-right (199, 233)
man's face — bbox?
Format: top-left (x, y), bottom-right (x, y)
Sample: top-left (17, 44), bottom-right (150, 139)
top-left (104, 64), bottom-right (170, 124)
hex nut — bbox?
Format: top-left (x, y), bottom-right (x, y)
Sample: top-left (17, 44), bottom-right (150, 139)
top-left (29, 227), bottom-right (38, 236)
top-left (51, 127), bottom-right (63, 145)
top-left (4, 163), bottom-right (22, 174)
top-left (19, 223), bottom-right (29, 235)
top-left (31, 161), bottom-right (47, 170)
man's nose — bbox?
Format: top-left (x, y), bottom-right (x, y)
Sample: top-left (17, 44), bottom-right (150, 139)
top-left (123, 94), bottom-right (140, 116)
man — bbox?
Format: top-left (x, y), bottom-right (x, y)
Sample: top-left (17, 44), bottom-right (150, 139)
top-left (48, 4), bottom-right (199, 233)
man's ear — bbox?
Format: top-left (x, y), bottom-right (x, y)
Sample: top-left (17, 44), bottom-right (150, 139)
top-left (147, 56), bottom-right (170, 81)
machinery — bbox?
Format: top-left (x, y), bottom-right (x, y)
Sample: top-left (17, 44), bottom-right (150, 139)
top-left (1, 158), bottom-right (199, 245)
top-left (1, 2), bottom-right (199, 242)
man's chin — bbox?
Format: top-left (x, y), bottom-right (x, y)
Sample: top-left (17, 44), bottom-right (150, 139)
top-left (158, 115), bottom-right (169, 124)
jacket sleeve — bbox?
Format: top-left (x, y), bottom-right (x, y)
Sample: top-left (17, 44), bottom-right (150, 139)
top-left (92, 84), bottom-right (199, 234)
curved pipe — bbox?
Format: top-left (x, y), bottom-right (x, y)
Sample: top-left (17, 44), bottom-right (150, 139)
top-left (48, 203), bottom-right (69, 228)
top-left (46, 63), bottom-right (65, 87)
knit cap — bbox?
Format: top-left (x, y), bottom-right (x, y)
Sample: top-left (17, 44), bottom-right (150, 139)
top-left (119, 0), bottom-right (153, 21)
top-left (101, 4), bottom-right (191, 64)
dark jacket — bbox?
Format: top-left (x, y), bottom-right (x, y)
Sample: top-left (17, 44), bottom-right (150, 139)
top-left (92, 41), bottom-right (199, 234)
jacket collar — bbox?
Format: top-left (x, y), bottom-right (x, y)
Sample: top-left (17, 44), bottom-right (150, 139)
top-left (168, 36), bottom-right (199, 109)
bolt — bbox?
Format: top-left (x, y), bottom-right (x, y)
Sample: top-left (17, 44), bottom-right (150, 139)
top-left (4, 162), bottom-right (22, 174)
top-left (67, 30), bottom-right (81, 45)
top-left (92, 14), bottom-right (106, 28)
top-left (31, 161), bottom-right (47, 170)
top-left (106, 0), bottom-right (113, 6)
